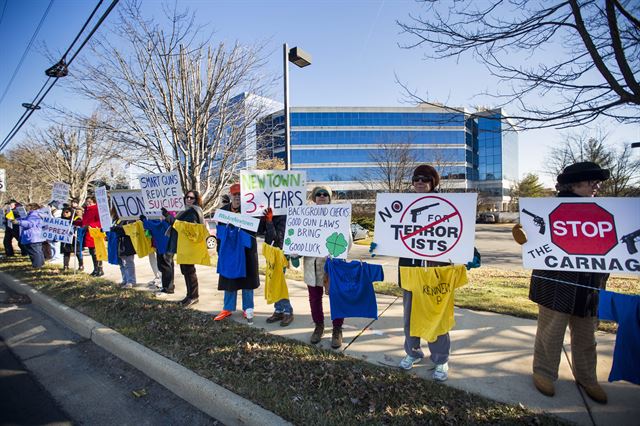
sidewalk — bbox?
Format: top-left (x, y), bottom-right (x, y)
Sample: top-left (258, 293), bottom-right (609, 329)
top-left (55, 254), bottom-right (640, 425)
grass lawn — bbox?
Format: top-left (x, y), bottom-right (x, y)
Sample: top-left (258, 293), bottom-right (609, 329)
top-left (0, 256), bottom-right (566, 426)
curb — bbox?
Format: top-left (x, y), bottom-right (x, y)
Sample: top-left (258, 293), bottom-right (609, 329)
top-left (0, 271), bottom-right (290, 426)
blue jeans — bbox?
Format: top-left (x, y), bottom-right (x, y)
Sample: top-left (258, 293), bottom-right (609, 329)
top-left (274, 298), bottom-right (293, 314)
top-left (24, 242), bottom-right (45, 268)
top-left (118, 255), bottom-right (136, 285)
top-left (223, 289), bottom-right (254, 312)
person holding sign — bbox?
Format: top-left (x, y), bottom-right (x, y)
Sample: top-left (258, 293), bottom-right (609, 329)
top-left (512, 161), bottom-right (611, 404)
top-left (59, 207), bottom-right (83, 271)
top-left (82, 196), bottom-right (104, 277)
top-left (2, 200), bottom-right (20, 257)
top-left (12, 203), bottom-right (46, 267)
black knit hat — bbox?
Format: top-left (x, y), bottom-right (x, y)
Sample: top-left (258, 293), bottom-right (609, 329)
top-left (412, 164), bottom-right (440, 188)
top-left (557, 161), bottom-right (610, 184)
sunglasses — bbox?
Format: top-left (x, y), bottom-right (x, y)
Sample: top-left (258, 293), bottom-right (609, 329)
top-left (185, 196), bottom-right (196, 200)
top-left (412, 176), bottom-right (432, 183)
top-left (315, 192), bottom-right (329, 197)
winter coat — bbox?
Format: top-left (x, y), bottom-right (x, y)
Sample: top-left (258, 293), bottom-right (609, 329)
top-left (216, 203), bottom-right (260, 291)
top-left (529, 191), bottom-right (609, 317)
top-left (81, 204), bottom-right (101, 248)
top-left (16, 211), bottom-right (45, 244)
top-left (112, 223), bottom-right (136, 257)
top-left (165, 205), bottom-right (204, 255)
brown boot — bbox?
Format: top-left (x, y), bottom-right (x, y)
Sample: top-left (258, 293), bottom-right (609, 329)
top-left (532, 373), bottom-right (555, 397)
top-left (579, 382), bottom-right (607, 404)
top-left (280, 313), bottom-right (294, 327)
top-left (266, 312), bottom-right (284, 324)
top-left (310, 323), bottom-right (324, 344)
top-left (331, 326), bottom-right (343, 349)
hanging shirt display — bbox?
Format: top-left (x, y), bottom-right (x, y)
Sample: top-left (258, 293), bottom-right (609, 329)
top-left (173, 220), bottom-right (211, 266)
top-left (142, 219), bottom-right (171, 254)
top-left (123, 221), bottom-right (154, 258)
top-left (262, 243), bottom-right (289, 304)
top-left (325, 258), bottom-right (383, 320)
top-left (88, 227), bottom-right (108, 261)
top-left (106, 231), bottom-right (119, 265)
top-left (598, 290), bottom-right (640, 385)
top-left (216, 224), bottom-right (252, 279)
top-left (400, 265), bottom-right (467, 342)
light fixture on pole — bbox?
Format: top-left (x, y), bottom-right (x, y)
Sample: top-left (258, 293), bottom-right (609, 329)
top-left (283, 44), bottom-right (311, 170)
top-left (632, 142), bottom-right (640, 149)
top-left (21, 103), bottom-right (41, 110)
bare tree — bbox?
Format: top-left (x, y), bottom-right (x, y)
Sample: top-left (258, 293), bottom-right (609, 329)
top-left (359, 143), bottom-right (418, 193)
top-left (397, 0), bottom-right (640, 129)
top-left (0, 147), bottom-right (51, 203)
top-left (70, 1), bottom-right (274, 212)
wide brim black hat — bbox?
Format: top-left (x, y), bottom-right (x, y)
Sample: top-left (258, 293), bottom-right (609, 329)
top-left (557, 161), bottom-right (610, 184)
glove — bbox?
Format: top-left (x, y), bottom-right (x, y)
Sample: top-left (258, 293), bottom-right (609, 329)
top-left (368, 242), bottom-right (377, 257)
top-left (161, 207), bottom-right (169, 217)
top-left (263, 207), bottom-right (273, 223)
top-left (139, 214), bottom-right (147, 222)
top-left (290, 256), bottom-right (300, 268)
top-left (512, 223), bottom-right (528, 245)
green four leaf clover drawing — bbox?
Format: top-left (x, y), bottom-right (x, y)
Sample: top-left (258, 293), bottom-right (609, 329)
top-left (325, 232), bottom-right (348, 257)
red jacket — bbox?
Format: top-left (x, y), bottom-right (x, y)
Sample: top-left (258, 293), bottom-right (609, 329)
top-left (81, 204), bottom-right (102, 248)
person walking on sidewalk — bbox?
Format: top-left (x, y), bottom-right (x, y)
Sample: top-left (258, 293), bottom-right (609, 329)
top-left (214, 184), bottom-right (260, 324)
top-left (166, 190), bottom-right (205, 306)
top-left (82, 196), bottom-right (104, 276)
top-left (512, 161), bottom-right (611, 404)
top-left (12, 203), bottom-right (46, 268)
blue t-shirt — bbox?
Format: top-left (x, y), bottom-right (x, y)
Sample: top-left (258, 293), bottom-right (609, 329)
top-left (143, 220), bottom-right (171, 255)
top-left (106, 231), bottom-right (120, 265)
top-left (325, 259), bottom-right (384, 320)
top-left (598, 290), bottom-right (640, 385)
top-left (216, 224), bottom-right (252, 280)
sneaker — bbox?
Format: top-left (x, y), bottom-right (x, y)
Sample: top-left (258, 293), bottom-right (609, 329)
top-left (121, 283), bottom-right (133, 289)
top-left (310, 323), bottom-right (324, 344)
top-left (147, 280), bottom-right (161, 289)
top-left (399, 355), bottom-right (422, 370)
top-left (331, 326), bottom-right (343, 349)
top-left (245, 308), bottom-right (254, 325)
top-left (280, 313), bottom-right (294, 327)
top-left (183, 298), bottom-right (199, 307)
top-left (432, 363), bottom-right (449, 382)
top-left (214, 310), bottom-right (233, 321)
top-left (155, 288), bottom-right (174, 295)
top-left (266, 312), bottom-right (284, 323)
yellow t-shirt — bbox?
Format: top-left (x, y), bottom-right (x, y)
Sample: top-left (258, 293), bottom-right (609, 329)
top-left (262, 243), bottom-right (289, 304)
top-left (88, 227), bottom-right (108, 261)
top-left (122, 221), bottom-right (154, 258)
top-left (173, 220), bottom-right (211, 266)
top-left (400, 265), bottom-right (467, 342)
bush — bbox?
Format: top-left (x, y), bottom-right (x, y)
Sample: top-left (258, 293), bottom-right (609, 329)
top-left (353, 215), bottom-right (375, 231)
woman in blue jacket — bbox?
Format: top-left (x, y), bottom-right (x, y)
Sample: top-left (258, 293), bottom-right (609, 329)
top-left (13, 203), bottom-right (46, 267)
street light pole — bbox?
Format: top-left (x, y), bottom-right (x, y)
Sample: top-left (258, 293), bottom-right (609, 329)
top-left (283, 43), bottom-right (312, 171)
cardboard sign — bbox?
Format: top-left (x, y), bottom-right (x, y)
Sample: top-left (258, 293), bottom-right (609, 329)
top-left (51, 182), bottom-right (70, 204)
top-left (95, 186), bottom-right (112, 230)
top-left (283, 203), bottom-right (352, 259)
top-left (373, 193), bottom-right (477, 263)
top-left (240, 170), bottom-right (306, 216)
top-left (0, 169), bottom-right (5, 192)
top-left (138, 170), bottom-right (185, 212)
top-left (42, 216), bottom-right (74, 244)
top-left (213, 209), bottom-right (260, 232)
top-left (110, 190), bottom-right (160, 220)
top-left (520, 197), bottom-right (640, 275)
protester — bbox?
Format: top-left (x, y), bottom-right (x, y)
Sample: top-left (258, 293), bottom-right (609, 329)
top-left (141, 215), bottom-right (175, 295)
top-left (166, 190), bottom-right (206, 306)
top-left (512, 161), bottom-right (611, 404)
top-left (82, 196), bottom-right (104, 276)
top-left (13, 203), bottom-right (45, 267)
top-left (60, 207), bottom-right (83, 271)
top-left (214, 184), bottom-right (260, 324)
top-left (73, 207), bottom-right (85, 271)
top-left (48, 201), bottom-right (63, 262)
top-left (2, 200), bottom-right (19, 256)
top-left (147, 251), bottom-right (162, 290)
top-left (110, 214), bottom-right (137, 289)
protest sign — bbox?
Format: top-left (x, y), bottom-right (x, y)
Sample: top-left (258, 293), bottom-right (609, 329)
top-left (42, 216), bottom-right (74, 244)
top-left (213, 209), bottom-right (260, 232)
top-left (373, 193), bottom-right (477, 263)
top-left (51, 182), bottom-right (70, 204)
top-left (110, 190), bottom-right (160, 220)
top-left (0, 169), bottom-right (5, 192)
top-left (15, 206), bottom-right (27, 218)
top-left (138, 170), bottom-right (185, 212)
top-left (95, 186), bottom-right (112, 230)
top-left (520, 197), bottom-right (640, 274)
top-left (240, 170), bottom-right (306, 216)
top-left (283, 203), bottom-right (352, 259)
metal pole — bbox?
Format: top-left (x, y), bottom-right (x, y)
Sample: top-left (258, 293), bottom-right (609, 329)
top-left (283, 43), bottom-right (291, 171)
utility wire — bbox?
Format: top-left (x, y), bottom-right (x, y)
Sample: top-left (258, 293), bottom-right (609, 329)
top-left (0, 0), bottom-right (55, 106)
top-left (0, 0), bottom-right (117, 152)
top-left (0, 0), bottom-right (8, 28)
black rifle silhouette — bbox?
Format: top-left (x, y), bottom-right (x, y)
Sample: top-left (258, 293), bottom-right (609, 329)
top-left (621, 229), bottom-right (640, 254)
top-left (521, 209), bottom-right (546, 234)
top-left (410, 203), bottom-right (440, 223)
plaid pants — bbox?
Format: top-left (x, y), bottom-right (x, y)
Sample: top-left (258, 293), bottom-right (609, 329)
top-left (533, 304), bottom-right (598, 385)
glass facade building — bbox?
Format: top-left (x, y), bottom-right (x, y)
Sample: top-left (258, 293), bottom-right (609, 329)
top-left (257, 105), bottom-right (518, 211)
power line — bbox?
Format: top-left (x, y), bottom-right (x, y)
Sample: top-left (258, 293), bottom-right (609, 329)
top-left (0, 0), bottom-right (56, 106)
top-left (0, 0), bottom-right (8, 28)
top-left (0, 0), bottom-right (118, 153)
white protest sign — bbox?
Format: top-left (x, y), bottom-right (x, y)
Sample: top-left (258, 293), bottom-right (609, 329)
top-left (213, 209), bottom-right (260, 232)
top-left (51, 182), bottom-right (70, 204)
top-left (138, 170), bottom-right (185, 212)
top-left (95, 186), bottom-right (112, 230)
top-left (283, 203), bottom-right (352, 259)
top-left (373, 193), bottom-right (477, 263)
top-left (110, 190), bottom-right (160, 220)
top-left (0, 169), bottom-right (5, 192)
top-left (240, 170), bottom-right (306, 216)
top-left (520, 197), bottom-right (640, 275)
top-left (42, 216), bottom-right (74, 244)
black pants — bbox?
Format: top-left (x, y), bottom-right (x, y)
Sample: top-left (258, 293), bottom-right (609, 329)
top-left (157, 253), bottom-right (175, 291)
top-left (63, 252), bottom-right (83, 269)
top-left (24, 243), bottom-right (44, 268)
top-left (3, 228), bottom-right (15, 256)
top-left (88, 248), bottom-right (103, 272)
top-left (180, 264), bottom-right (198, 299)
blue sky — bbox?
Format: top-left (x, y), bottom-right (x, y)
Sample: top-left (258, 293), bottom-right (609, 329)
top-left (1, 0), bottom-right (638, 186)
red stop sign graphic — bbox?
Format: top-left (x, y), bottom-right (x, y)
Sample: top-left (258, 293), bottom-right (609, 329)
top-left (549, 203), bottom-right (617, 255)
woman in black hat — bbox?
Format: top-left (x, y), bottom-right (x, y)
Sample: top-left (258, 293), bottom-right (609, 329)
top-left (513, 161), bottom-right (611, 404)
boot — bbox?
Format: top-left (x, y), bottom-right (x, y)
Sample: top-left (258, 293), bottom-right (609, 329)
top-left (310, 323), bottom-right (324, 344)
top-left (331, 326), bottom-right (343, 349)
top-left (532, 373), bottom-right (555, 397)
top-left (96, 266), bottom-right (104, 277)
top-left (579, 382), bottom-right (607, 404)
